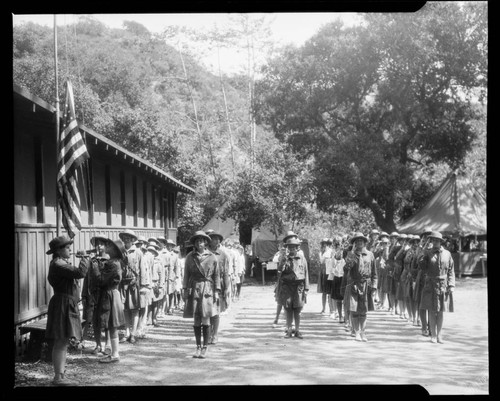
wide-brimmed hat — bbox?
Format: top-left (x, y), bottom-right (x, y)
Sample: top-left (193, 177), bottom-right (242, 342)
top-left (320, 237), bottom-right (333, 245)
top-left (148, 237), bottom-right (160, 247)
top-left (398, 233), bottom-right (408, 240)
top-left (284, 237), bottom-right (301, 247)
top-left (389, 231), bottom-right (399, 238)
top-left (422, 227), bottom-right (433, 236)
top-left (46, 235), bottom-right (73, 255)
top-left (119, 229), bottom-right (138, 242)
top-left (156, 236), bottom-right (167, 245)
top-left (283, 231), bottom-right (298, 243)
top-left (208, 231), bottom-right (224, 243)
top-left (205, 229), bottom-right (215, 235)
top-left (146, 245), bottom-right (159, 256)
top-left (409, 234), bottom-right (420, 242)
top-left (350, 232), bottom-right (369, 244)
top-left (379, 231), bottom-right (389, 239)
top-left (105, 239), bottom-right (127, 259)
top-left (428, 231), bottom-right (445, 242)
top-left (380, 237), bottom-right (390, 243)
top-left (90, 235), bottom-right (109, 247)
top-left (369, 229), bottom-right (380, 236)
top-left (189, 230), bottom-right (211, 244)
top-left (166, 239), bottom-right (176, 246)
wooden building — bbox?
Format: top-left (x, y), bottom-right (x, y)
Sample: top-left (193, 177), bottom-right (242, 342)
top-left (13, 84), bottom-right (195, 356)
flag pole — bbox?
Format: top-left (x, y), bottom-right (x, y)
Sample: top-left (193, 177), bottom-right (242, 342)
top-left (54, 15), bottom-right (61, 236)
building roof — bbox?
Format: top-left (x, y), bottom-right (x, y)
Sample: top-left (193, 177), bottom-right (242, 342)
top-left (13, 84), bottom-right (195, 194)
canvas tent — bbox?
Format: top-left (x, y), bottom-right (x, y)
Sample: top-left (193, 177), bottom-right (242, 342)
top-left (201, 203), bottom-right (252, 242)
top-left (397, 172), bottom-right (486, 237)
top-left (397, 172), bottom-right (487, 276)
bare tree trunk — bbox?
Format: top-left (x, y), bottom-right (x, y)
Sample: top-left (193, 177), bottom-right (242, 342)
top-left (178, 44), bottom-right (218, 184)
top-left (216, 43), bottom-right (236, 179)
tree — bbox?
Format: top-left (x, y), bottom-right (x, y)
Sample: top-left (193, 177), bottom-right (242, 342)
top-left (222, 135), bottom-right (313, 242)
top-left (254, 3), bottom-right (487, 232)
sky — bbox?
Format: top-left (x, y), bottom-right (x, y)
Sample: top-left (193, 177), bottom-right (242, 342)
top-left (12, 12), bottom-right (363, 74)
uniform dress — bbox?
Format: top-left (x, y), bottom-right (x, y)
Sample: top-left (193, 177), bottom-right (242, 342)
top-left (151, 254), bottom-right (165, 302)
top-left (210, 246), bottom-right (231, 313)
top-left (166, 250), bottom-right (177, 296)
top-left (81, 255), bottom-right (108, 332)
top-left (402, 247), bottom-right (417, 301)
top-left (419, 246), bottom-right (455, 312)
top-left (395, 245), bottom-right (409, 302)
top-left (140, 251), bottom-right (154, 308)
top-left (123, 245), bottom-right (142, 310)
top-left (317, 248), bottom-right (334, 294)
top-left (182, 249), bottom-right (221, 319)
top-left (375, 247), bottom-right (389, 294)
top-left (345, 249), bottom-right (377, 314)
top-left (385, 243), bottom-right (401, 296)
top-left (277, 252), bottom-right (310, 309)
top-left (45, 256), bottom-right (89, 340)
top-left (330, 250), bottom-right (345, 301)
top-left (95, 257), bottom-right (125, 330)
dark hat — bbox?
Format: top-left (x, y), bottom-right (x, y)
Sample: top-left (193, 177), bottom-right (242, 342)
top-left (208, 231), bottom-right (224, 242)
top-left (284, 237), bottom-right (301, 247)
top-left (46, 235), bottom-right (73, 255)
top-left (166, 239), bottom-right (176, 246)
top-left (350, 232), bottom-right (369, 244)
top-left (156, 236), bottom-right (167, 245)
top-left (320, 237), bottom-right (333, 245)
top-left (379, 231), bottom-right (389, 238)
top-left (428, 231), bottom-right (445, 242)
top-left (90, 235), bottom-right (109, 247)
top-left (146, 245), bottom-right (159, 256)
top-left (189, 230), bottom-right (211, 244)
top-left (105, 239), bottom-right (127, 259)
top-left (119, 229), bottom-right (138, 242)
top-left (283, 231), bottom-right (298, 243)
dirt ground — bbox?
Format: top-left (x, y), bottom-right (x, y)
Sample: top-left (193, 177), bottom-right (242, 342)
top-left (11, 276), bottom-right (489, 395)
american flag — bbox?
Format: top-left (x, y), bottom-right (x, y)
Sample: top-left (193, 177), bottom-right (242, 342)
top-left (57, 80), bottom-right (90, 238)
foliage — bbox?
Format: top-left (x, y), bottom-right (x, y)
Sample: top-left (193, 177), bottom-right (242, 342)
top-left (254, 2), bottom-right (487, 232)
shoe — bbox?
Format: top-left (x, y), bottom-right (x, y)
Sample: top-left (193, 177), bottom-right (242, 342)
top-left (320, 310), bottom-right (326, 314)
top-left (211, 336), bottom-right (218, 345)
top-left (284, 329), bottom-right (293, 338)
top-left (92, 346), bottom-right (102, 355)
top-left (193, 346), bottom-right (201, 358)
top-left (355, 332), bottom-right (362, 341)
top-left (52, 376), bottom-right (76, 386)
top-left (329, 313), bottom-right (335, 319)
top-left (199, 346), bottom-right (208, 359)
top-left (294, 331), bottom-right (303, 339)
top-left (99, 355), bottom-right (120, 363)
top-left (153, 322), bottom-right (160, 328)
top-left (360, 332), bottom-right (368, 342)
top-left (421, 329), bottom-right (429, 337)
top-left (430, 336), bottom-right (437, 343)
top-left (129, 335), bottom-right (136, 344)
top-left (272, 321), bottom-right (279, 329)
top-left (437, 336), bottom-right (444, 344)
